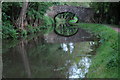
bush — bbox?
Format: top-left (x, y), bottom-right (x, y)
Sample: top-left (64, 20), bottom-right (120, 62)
top-left (2, 22), bottom-right (18, 39)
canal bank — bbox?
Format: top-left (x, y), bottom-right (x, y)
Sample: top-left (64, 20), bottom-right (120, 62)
top-left (77, 23), bottom-right (119, 78)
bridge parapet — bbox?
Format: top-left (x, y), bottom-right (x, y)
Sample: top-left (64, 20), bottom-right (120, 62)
top-left (46, 5), bottom-right (94, 22)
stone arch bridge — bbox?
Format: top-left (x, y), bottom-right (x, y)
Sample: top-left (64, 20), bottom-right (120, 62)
top-left (44, 5), bottom-right (95, 42)
top-left (46, 5), bottom-right (94, 22)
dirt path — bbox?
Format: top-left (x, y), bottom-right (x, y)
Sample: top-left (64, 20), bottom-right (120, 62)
top-left (105, 25), bottom-right (120, 32)
top-left (112, 27), bottom-right (120, 32)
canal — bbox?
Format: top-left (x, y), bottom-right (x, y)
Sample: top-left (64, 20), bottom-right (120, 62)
top-left (2, 31), bottom-right (98, 78)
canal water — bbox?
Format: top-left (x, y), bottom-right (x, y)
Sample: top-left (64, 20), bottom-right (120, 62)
top-left (2, 33), bottom-right (97, 78)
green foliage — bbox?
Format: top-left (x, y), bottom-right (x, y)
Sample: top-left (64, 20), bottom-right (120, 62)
top-left (2, 22), bottom-right (18, 39)
top-left (69, 16), bottom-right (78, 23)
top-left (42, 15), bottom-right (54, 34)
top-left (2, 2), bottom-right (22, 22)
top-left (27, 25), bottom-right (35, 33)
top-left (27, 25), bottom-right (41, 34)
top-left (27, 2), bottom-right (53, 20)
top-left (21, 29), bottom-right (27, 37)
top-left (2, 2), bottom-right (55, 39)
top-left (43, 15), bottom-right (54, 26)
top-left (8, 29), bottom-right (18, 39)
top-left (90, 2), bottom-right (120, 25)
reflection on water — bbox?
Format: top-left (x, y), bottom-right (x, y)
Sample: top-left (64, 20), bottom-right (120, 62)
top-left (61, 42), bottom-right (74, 53)
top-left (69, 57), bottom-right (91, 78)
top-left (60, 42), bottom-right (92, 78)
top-left (2, 35), bottom-right (97, 78)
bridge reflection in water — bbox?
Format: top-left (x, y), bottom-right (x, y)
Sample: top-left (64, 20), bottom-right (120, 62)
top-left (44, 28), bottom-right (95, 43)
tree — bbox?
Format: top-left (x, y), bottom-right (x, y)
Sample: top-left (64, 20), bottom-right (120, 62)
top-left (15, 0), bottom-right (28, 30)
top-left (90, 2), bottom-right (120, 25)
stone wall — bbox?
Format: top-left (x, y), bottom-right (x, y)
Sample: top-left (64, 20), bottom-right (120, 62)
top-left (46, 5), bottom-right (94, 22)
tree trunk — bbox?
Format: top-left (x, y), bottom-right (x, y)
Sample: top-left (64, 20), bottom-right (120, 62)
top-left (16, 1), bottom-right (28, 30)
top-left (18, 41), bottom-right (31, 78)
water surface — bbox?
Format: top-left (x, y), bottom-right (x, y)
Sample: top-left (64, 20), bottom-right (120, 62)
top-left (2, 34), bottom-right (97, 78)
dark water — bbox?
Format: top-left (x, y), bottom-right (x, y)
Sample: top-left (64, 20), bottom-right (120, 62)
top-left (2, 33), bottom-right (97, 78)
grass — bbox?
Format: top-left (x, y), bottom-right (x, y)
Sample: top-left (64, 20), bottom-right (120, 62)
top-left (76, 23), bottom-right (119, 78)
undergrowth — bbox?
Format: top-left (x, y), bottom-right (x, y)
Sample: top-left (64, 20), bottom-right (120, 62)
top-left (2, 16), bottom-right (54, 39)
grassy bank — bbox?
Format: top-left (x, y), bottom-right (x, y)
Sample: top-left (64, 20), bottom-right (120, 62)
top-left (77, 23), bottom-right (119, 78)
